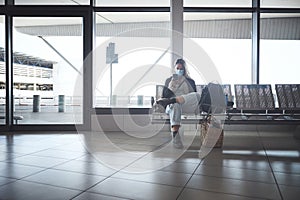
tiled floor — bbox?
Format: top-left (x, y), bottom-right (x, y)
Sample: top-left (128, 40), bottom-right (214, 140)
top-left (0, 127), bottom-right (300, 200)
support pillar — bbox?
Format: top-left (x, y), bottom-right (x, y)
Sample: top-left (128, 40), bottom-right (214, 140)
top-left (171, 0), bottom-right (184, 64)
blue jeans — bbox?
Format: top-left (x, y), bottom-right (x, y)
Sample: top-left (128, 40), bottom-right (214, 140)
top-left (166, 92), bottom-right (201, 127)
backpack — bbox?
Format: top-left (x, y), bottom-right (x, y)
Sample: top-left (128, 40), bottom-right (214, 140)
top-left (199, 83), bottom-right (226, 114)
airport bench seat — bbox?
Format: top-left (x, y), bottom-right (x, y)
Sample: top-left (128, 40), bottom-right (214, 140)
top-left (152, 83), bottom-right (300, 123)
top-left (152, 84), bottom-right (232, 123)
top-left (275, 84), bottom-right (300, 120)
top-left (228, 84), bottom-right (276, 120)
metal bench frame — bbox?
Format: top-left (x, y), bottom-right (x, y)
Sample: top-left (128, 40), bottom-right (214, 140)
top-left (275, 84), bottom-right (300, 120)
top-left (0, 115), bottom-right (24, 124)
top-left (227, 84), bottom-right (278, 120)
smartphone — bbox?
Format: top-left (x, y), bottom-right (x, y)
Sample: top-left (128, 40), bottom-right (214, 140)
top-left (172, 74), bottom-right (178, 79)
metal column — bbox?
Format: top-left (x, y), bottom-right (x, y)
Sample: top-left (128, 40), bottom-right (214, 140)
top-left (252, 0), bottom-right (260, 84)
top-left (171, 0), bottom-right (184, 65)
top-left (5, 0), bottom-right (14, 127)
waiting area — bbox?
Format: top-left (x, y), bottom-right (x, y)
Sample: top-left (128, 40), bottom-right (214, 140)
top-left (1, 0), bottom-right (300, 200)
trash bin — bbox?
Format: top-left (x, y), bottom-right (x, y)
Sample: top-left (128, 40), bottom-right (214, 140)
top-left (58, 95), bottom-right (65, 112)
top-left (33, 95), bottom-right (40, 112)
top-left (137, 95), bottom-right (144, 106)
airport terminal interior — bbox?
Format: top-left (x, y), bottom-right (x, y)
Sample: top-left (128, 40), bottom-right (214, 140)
top-left (0, 0), bottom-right (300, 200)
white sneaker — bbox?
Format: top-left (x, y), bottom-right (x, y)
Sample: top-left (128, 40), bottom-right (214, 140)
top-left (173, 133), bottom-right (183, 149)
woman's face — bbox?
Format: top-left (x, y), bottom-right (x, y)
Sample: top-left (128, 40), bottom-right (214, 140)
top-left (175, 63), bottom-right (185, 76)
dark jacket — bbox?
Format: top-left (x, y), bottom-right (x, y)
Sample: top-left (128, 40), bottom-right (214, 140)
top-left (162, 76), bottom-right (197, 98)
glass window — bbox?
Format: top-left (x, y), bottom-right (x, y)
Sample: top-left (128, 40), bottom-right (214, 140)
top-left (184, 0), bottom-right (251, 7)
top-left (95, 0), bottom-right (170, 7)
top-left (13, 17), bottom-right (83, 124)
top-left (0, 16), bottom-right (5, 125)
top-left (94, 12), bottom-right (170, 107)
top-left (183, 13), bottom-right (252, 87)
top-left (0, 0), bottom-right (4, 5)
top-left (260, 13), bottom-right (300, 86)
top-left (261, 0), bottom-right (300, 8)
top-left (15, 0), bottom-right (89, 5)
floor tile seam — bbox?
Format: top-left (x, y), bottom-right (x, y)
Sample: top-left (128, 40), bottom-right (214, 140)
top-left (67, 169), bottom-right (136, 200)
top-left (272, 170), bottom-right (300, 175)
top-left (49, 167), bottom-right (116, 177)
top-left (66, 151), bottom-right (158, 200)
top-left (0, 149), bottom-right (50, 155)
top-left (182, 187), bottom-right (273, 200)
top-left (47, 154), bottom-right (104, 170)
top-left (119, 165), bottom-right (197, 175)
top-left (190, 173), bottom-right (277, 185)
top-left (85, 152), bottom-right (149, 160)
top-left (198, 162), bottom-right (275, 172)
top-left (24, 167), bottom-right (109, 179)
top-left (105, 141), bottom-right (164, 146)
top-left (49, 147), bottom-right (89, 154)
top-left (23, 153), bottom-right (87, 161)
top-left (202, 155), bottom-right (269, 161)
top-left (114, 167), bottom-right (197, 175)
top-left (1, 145), bottom-right (76, 159)
top-left (0, 138), bottom-right (63, 143)
top-left (102, 175), bottom-right (186, 188)
top-left (6, 133), bottom-right (65, 137)
top-left (31, 145), bottom-right (88, 153)
top-left (277, 183), bottom-right (300, 188)
top-left (1, 155), bottom-right (97, 180)
top-left (2, 141), bottom-right (64, 147)
top-left (0, 167), bottom-right (48, 180)
top-left (122, 141), bottom-right (169, 144)
top-left (2, 139), bottom-right (61, 147)
top-left (7, 158), bottom-right (78, 180)
top-left (0, 160), bottom-right (48, 170)
top-left (175, 157), bottom-right (203, 200)
top-left (50, 141), bottom-right (86, 148)
top-left (0, 171), bottom-right (86, 194)
top-left (17, 179), bottom-right (87, 192)
top-left (0, 151), bottom-right (32, 159)
top-left (0, 175), bottom-right (18, 180)
top-left (157, 169), bottom-right (195, 175)
top-left (200, 163), bottom-right (272, 172)
top-left (174, 160), bottom-right (201, 164)
top-left (6, 159), bottom-right (70, 168)
top-left (81, 191), bottom-right (136, 200)
top-left (70, 191), bottom-right (135, 200)
top-left (30, 149), bottom-right (87, 161)
top-left (5, 154), bottom-right (79, 170)
top-left (115, 168), bottom-right (193, 175)
top-left (0, 176), bottom-right (18, 188)
top-left (256, 127), bottom-right (284, 200)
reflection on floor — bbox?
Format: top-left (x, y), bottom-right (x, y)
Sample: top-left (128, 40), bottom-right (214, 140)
top-left (0, 129), bottom-right (300, 200)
